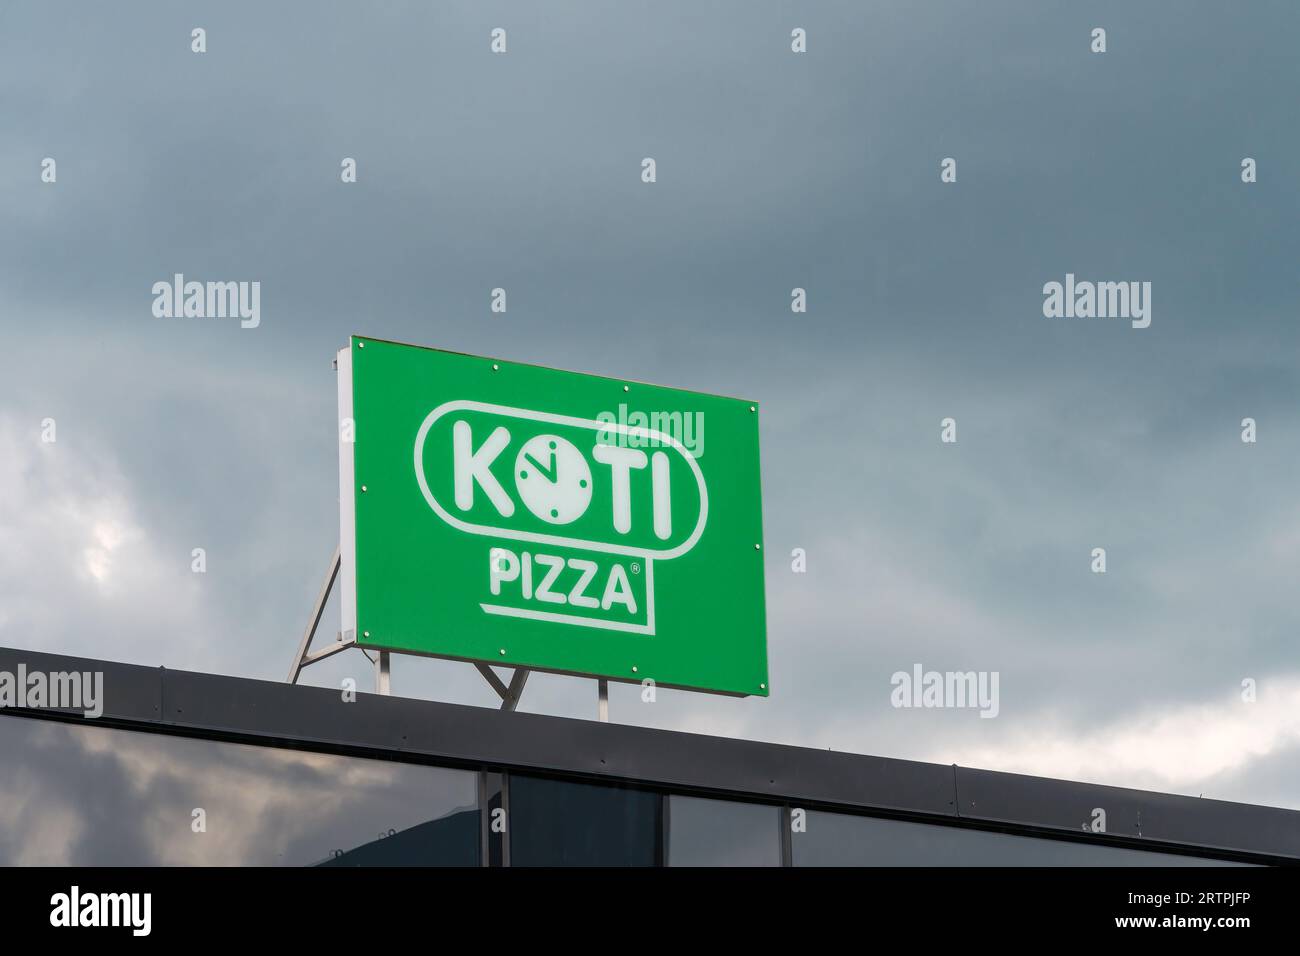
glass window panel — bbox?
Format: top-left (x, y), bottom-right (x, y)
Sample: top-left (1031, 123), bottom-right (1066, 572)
top-left (0, 714), bottom-right (479, 866)
top-left (792, 810), bottom-right (1250, 866)
top-left (667, 795), bottom-right (782, 866)
top-left (509, 774), bottom-right (660, 866)
top-left (484, 770), bottom-right (506, 867)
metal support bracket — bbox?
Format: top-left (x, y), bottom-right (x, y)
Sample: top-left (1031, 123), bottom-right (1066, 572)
top-left (287, 546), bottom-right (388, 694)
top-left (475, 663), bottom-right (529, 711)
top-left (288, 546), bottom-right (349, 685)
top-left (290, 546), bottom-right (536, 708)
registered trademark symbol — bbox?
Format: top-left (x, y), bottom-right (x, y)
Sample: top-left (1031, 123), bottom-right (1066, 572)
top-left (631, 562), bottom-right (640, 574)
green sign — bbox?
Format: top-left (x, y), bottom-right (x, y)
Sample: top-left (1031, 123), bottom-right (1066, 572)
top-left (336, 336), bottom-right (768, 697)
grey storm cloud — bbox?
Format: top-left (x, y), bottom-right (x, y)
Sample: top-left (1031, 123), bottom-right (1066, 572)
top-left (1, 1), bottom-right (1298, 808)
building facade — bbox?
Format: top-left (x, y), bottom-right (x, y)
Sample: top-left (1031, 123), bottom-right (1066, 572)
top-left (1, 648), bottom-right (1295, 866)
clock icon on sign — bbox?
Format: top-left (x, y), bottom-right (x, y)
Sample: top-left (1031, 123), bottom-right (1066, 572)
top-left (515, 434), bottom-right (593, 524)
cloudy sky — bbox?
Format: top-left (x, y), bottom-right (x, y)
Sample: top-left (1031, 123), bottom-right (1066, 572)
top-left (2, 1), bottom-right (1299, 810)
